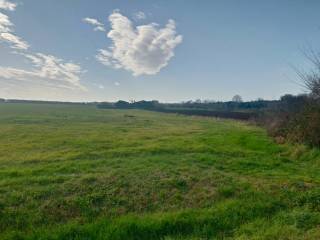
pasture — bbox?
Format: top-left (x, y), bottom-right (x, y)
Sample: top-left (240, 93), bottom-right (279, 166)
top-left (0, 103), bottom-right (319, 239)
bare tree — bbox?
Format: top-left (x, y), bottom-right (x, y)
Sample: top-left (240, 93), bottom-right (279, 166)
top-left (232, 95), bottom-right (243, 102)
top-left (298, 48), bottom-right (320, 100)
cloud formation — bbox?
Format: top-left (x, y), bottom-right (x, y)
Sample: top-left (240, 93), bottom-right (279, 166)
top-left (0, 0), bottom-right (85, 91)
top-left (83, 17), bottom-right (105, 32)
top-left (133, 11), bottom-right (146, 20)
top-left (0, 12), bottom-right (29, 49)
top-left (96, 11), bottom-right (182, 76)
top-left (0, 52), bottom-right (85, 90)
top-left (0, 12), bottom-right (12, 32)
top-left (0, 0), bottom-right (16, 11)
top-left (0, 32), bottom-right (29, 49)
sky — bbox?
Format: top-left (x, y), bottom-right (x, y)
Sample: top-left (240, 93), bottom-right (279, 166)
top-left (0, 0), bottom-right (320, 102)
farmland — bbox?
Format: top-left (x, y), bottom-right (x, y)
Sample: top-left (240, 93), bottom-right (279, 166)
top-left (0, 103), bottom-right (319, 239)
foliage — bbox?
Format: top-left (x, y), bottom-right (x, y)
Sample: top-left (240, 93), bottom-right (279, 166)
top-left (260, 94), bottom-right (320, 147)
top-left (232, 95), bottom-right (243, 103)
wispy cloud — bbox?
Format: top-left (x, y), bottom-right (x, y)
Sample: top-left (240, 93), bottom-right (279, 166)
top-left (0, 0), bottom-right (16, 11)
top-left (0, 0), bottom-right (85, 91)
top-left (0, 32), bottom-right (29, 49)
top-left (0, 12), bottom-right (13, 32)
top-left (0, 52), bottom-right (85, 90)
top-left (133, 11), bottom-right (146, 20)
top-left (83, 17), bottom-right (105, 32)
top-left (0, 12), bottom-right (29, 49)
top-left (96, 10), bottom-right (182, 76)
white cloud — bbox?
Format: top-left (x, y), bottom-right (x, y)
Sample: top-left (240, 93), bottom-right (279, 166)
top-left (35, 53), bottom-right (83, 87)
top-left (0, 12), bottom-right (29, 49)
top-left (114, 81), bottom-right (120, 86)
top-left (0, 66), bottom-right (37, 79)
top-left (0, 0), bottom-right (16, 11)
top-left (0, 52), bottom-right (85, 90)
top-left (0, 12), bottom-right (12, 32)
top-left (93, 25), bottom-right (105, 32)
top-left (0, 32), bottom-right (29, 49)
top-left (0, 2), bottom-right (86, 92)
top-left (83, 17), bottom-right (102, 26)
top-left (133, 11), bottom-right (146, 20)
top-left (83, 17), bottom-right (105, 32)
top-left (96, 11), bottom-right (182, 76)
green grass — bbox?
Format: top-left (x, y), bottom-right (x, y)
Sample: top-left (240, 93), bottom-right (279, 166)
top-left (0, 103), bottom-right (319, 239)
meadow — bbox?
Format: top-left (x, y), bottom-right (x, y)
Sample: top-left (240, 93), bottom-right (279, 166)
top-left (0, 103), bottom-right (319, 239)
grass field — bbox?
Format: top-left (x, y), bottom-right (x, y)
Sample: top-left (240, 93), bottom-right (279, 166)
top-left (0, 103), bottom-right (319, 239)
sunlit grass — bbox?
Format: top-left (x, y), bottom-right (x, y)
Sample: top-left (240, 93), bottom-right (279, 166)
top-left (0, 103), bottom-right (319, 239)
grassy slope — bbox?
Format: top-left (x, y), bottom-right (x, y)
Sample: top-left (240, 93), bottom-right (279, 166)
top-left (0, 103), bottom-right (319, 239)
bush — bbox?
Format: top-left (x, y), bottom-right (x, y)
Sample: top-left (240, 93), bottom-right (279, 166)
top-left (261, 95), bottom-right (320, 147)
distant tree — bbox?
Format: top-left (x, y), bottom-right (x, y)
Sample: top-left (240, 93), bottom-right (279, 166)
top-left (115, 100), bottom-right (131, 108)
top-left (203, 99), bottom-right (215, 104)
top-left (132, 100), bottom-right (159, 109)
top-left (280, 94), bottom-right (308, 112)
top-left (232, 95), bottom-right (243, 103)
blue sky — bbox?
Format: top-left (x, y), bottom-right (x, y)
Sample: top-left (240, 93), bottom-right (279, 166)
top-left (0, 0), bottom-right (320, 102)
